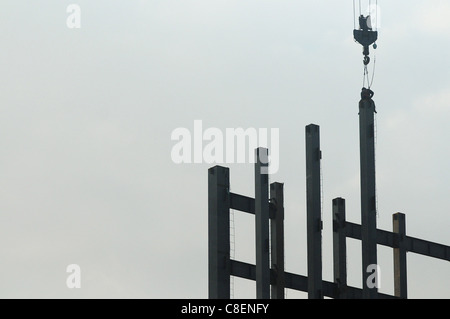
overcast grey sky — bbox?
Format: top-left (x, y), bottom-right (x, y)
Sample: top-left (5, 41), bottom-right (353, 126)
top-left (0, 0), bottom-right (449, 298)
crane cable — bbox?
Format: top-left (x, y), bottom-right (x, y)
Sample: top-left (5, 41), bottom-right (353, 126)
top-left (362, 54), bottom-right (376, 89)
top-left (355, 0), bottom-right (378, 89)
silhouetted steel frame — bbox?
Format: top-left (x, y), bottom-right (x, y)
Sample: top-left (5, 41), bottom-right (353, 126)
top-left (208, 131), bottom-right (450, 300)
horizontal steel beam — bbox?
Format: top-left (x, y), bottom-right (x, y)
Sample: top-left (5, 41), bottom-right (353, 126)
top-left (230, 193), bottom-right (254, 214)
top-left (231, 259), bottom-right (308, 293)
top-left (284, 270), bottom-right (308, 293)
top-left (346, 222), bottom-right (450, 261)
top-left (230, 260), bottom-right (397, 299)
top-left (346, 221), bottom-right (395, 247)
top-left (345, 221), bottom-right (361, 240)
top-left (230, 192), bottom-right (276, 219)
top-left (406, 236), bottom-right (450, 261)
top-left (231, 260), bottom-right (257, 281)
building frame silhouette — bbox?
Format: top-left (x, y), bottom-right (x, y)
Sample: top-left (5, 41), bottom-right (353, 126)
top-left (208, 96), bottom-right (450, 299)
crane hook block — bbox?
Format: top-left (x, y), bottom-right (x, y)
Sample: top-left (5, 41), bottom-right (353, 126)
top-left (354, 15), bottom-right (378, 65)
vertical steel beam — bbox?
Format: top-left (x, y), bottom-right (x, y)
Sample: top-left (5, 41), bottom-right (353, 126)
top-left (359, 96), bottom-right (378, 298)
top-left (270, 182), bottom-right (285, 299)
top-left (208, 166), bottom-right (230, 299)
top-left (333, 197), bottom-right (347, 299)
top-left (255, 148), bottom-right (270, 299)
top-left (393, 213), bottom-right (407, 299)
top-left (305, 124), bottom-right (323, 299)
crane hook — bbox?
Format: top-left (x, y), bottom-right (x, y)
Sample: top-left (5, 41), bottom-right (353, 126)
top-left (354, 15), bottom-right (378, 66)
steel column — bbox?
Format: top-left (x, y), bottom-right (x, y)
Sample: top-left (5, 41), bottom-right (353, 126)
top-left (306, 124), bottom-right (323, 299)
top-left (333, 197), bottom-right (347, 299)
top-left (270, 182), bottom-right (285, 299)
top-left (255, 147), bottom-right (270, 299)
top-left (359, 97), bottom-right (378, 298)
top-left (208, 166), bottom-right (231, 299)
top-left (393, 212), bottom-right (407, 299)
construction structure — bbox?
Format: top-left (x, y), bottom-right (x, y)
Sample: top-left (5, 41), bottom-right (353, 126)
top-left (207, 93), bottom-right (450, 299)
top-left (208, 2), bottom-right (449, 299)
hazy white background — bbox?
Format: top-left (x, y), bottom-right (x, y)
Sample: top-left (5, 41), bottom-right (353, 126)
top-left (0, 0), bottom-right (449, 298)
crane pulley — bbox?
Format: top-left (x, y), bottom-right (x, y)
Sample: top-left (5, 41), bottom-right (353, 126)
top-left (353, 0), bottom-right (379, 92)
top-left (354, 15), bottom-right (378, 66)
